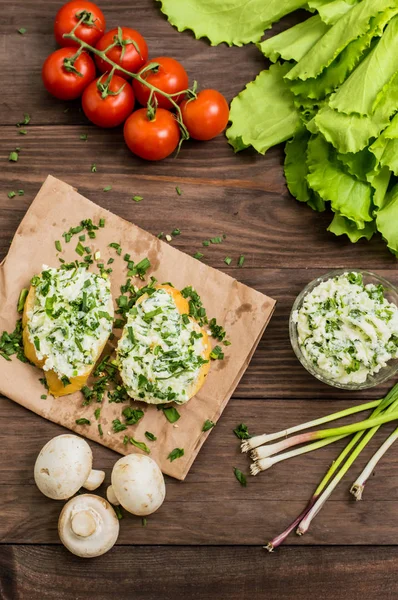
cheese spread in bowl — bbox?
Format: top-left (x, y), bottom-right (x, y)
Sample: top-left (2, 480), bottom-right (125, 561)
top-left (290, 270), bottom-right (398, 389)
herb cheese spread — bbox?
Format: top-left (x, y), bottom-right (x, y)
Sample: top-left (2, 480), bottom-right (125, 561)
top-left (117, 287), bottom-right (210, 405)
top-left (293, 272), bottom-right (398, 384)
top-left (26, 265), bottom-right (113, 381)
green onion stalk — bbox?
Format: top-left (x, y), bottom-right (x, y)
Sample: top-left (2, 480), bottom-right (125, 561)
top-left (265, 383), bottom-right (398, 550)
top-left (350, 424), bottom-right (398, 500)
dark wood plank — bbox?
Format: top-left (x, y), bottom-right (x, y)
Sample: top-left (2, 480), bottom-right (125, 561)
top-left (2, 126), bottom-right (396, 268)
top-left (2, 394), bottom-right (398, 545)
top-left (1, 545), bottom-right (398, 600)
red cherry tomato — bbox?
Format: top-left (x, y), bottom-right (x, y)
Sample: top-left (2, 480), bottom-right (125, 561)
top-left (54, 1), bottom-right (106, 47)
top-left (95, 27), bottom-right (148, 78)
top-left (123, 108), bottom-right (180, 161)
top-left (82, 74), bottom-right (135, 128)
top-left (180, 90), bottom-right (229, 141)
top-left (42, 48), bottom-right (96, 100)
top-left (133, 57), bottom-right (189, 109)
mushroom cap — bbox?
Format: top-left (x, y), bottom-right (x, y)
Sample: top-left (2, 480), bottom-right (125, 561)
top-left (34, 434), bottom-right (93, 500)
top-left (111, 454), bottom-right (165, 516)
top-left (58, 494), bottom-right (120, 558)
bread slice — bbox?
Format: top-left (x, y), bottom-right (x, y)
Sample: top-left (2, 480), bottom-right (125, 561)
top-left (117, 284), bottom-right (211, 405)
top-left (23, 266), bottom-right (113, 397)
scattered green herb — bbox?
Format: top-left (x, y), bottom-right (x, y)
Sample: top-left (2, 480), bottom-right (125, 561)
top-left (98, 424), bottom-right (103, 436)
top-left (210, 236), bottom-right (224, 244)
top-left (41, 394), bottom-right (47, 400)
top-left (171, 228), bottom-right (181, 236)
top-left (9, 150), bottom-right (19, 162)
top-left (18, 190), bottom-right (24, 196)
top-left (17, 27), bottom-right (27, 34)
top-left (168, 447), bottom-right (184, 462)
top-left (233, 423), bottom-right (250, 440)
top-left (202, 240), bottom-right (210, 247)
top-left (16, 114), bottom-right (30, 127)
top-left (202, 419), bottom-right (216, 432)
top-left (94, 408), bottom-right (101, 420)
top-left (210, 345), bottom-right (224, 360)
top-left (234, 467), bottom-right (247, 487)
top-left (175, 186), bottom-right (182, 195)
top-left (123, 435), bottom-right (129, 445)
top-left (17, 288), bottom-right (29, 313)
top-left (130, 437), bottom-right (151, 454)
top-left (193, 252), bottom-right (204, 260)
top-left (76, 418), bottom-right (91, 425)
top-left (132, 195), bottom-right (143, 202)
top-left (114, 505), bottom-right (123, 520)
top-left (238, 255), bottom-right (245, 267)
top-left (103, 185), bottom-right (112, 192)
top-left (145, 431), bottom-right (157, 441)
top-left (91, 163), bottom-right (97, 172)
top-left (224, 257), bottom-right (232, 265)
top-left (112, 419), bottom-right (127, 433)
top-left (8, 191), bottom-right (16, 199)
top-left (80, 134), bottom-right (88, 141)
top-left (142, 517), bottom-right (147, 526)
top-left (18, 129), bottom-right (27, 135)
top-left (55, 240), bottom-right (62, 253)
top-left (162, 406), bottom-right (180, 423)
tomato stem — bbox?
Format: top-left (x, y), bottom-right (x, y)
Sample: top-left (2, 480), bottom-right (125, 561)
top-left (63, 30), bottom-right (191, 141)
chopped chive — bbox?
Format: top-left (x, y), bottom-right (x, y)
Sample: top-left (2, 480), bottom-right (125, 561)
top-left (210, 345), bottom-right (224, 360)
top-left (202, 240), bottom-right (210, 247)
top-left (202, 419), bottom-right (216, 432)
top-left (18, 190), bottom-right (24, 196)
top-left (129, 437), bottom-right (150, 454)
top-left (8, 191), bottom-right (16, 199)
top-left (80, 134), bottom-right (88, 141)
top-left (99, 218), bottom-right (105, 227)
top-left (103, 185), bottom-right (112, 192)
top-left (210, 236), bottom-right (223, 244)
top-left (79, 234), bottom-right (86, 241)
top-left (175, 186), bottom-right (182, 195)
top-left (238, 255), bottom-right (245, 267)
top-left (162, 406), bottom-right (180, 423)
top-left (75, 241), bottom-right (85, 256)
top-left (193, 252), bottom-right (204, 260)
top-left (18, 129), bottom-right (27, 135)
top-left (75, 418), bottom-right (91, 425)
top-left (9, 150), bottom-right (19, 162)
top-left (91, 163), bottom-right (97, 172)
top-left (88, 230), bottom-right (96, 239)
top-left (142, 517), bottom-right (147, 527)
top-left (40, 394), bottom-right (47, 400)
top-left (167, 447), bottom-right (184, 462)
top-left (171, 228), bottom-right (181, 236)
top-left (16, 114), bottom-right (30, 127)
top-left (17, 27), bottom-right (27, 34)
top-left (123, 435), bottom-right (129, 445)
top-left (94, 408), bottom-right (101, 420)
top-left (132, 195), bottom-right (143, 202)
top-left (98, 423), bottom-right (103, 436)
top-left (17, 288), bottom-right (29, 313)
top-left (157, 232), bottom-right (164, 239)
top-left (145, 431), bottom-right (157, 441)
top-left (224, 257), bottom-right (232, 266)
top-left (55, 240), bottom-right (62, 252)
top-left (107, 257), bottom-right (114, 265)
top-left (70, 225), bottom-right (84, 234)
top-left (233, 467), bottom-right (247, 487)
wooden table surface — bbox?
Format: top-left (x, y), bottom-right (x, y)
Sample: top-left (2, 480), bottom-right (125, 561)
top-left (2, 2), bottom-right (398, 598)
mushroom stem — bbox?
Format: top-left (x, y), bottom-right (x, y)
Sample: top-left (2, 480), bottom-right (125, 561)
top-left (106, 484), bottom-right (119, 506)
top-left (83, 469), bottom-right (105, 491)
top-left (71, 510), bottom-right (97, 538)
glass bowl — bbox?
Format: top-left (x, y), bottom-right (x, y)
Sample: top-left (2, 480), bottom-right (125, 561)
top-left (289, 269), bottom-right (398, 390)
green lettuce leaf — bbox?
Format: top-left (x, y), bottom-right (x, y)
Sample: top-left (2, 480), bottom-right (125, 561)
top-left (157, 0), bottom-right (307, 47)
top-left (368, 166), bottom-right (391, 209)
top-left (284, 128), bottom-right (325, 211)
top-left (311, 71), bottom-right (398, 153)
top-left (310, 0), bottom-right (359, 25)
top-left (328, 213), bottom-right (376, 242)
top-left (306, 135), bottom-right (373, 227)
top-left (227, 63), bottom-right (301, 154)
top-left (258, 16), bottom-right (329, 63)
top-left (336, 148), bottom-right (374, 181)
top-left (285, 0), bottom-right (395, 81)
top-left (369, 113), bottom-right (398, 175)
top-left (329, 13), bottom-right (398, 116)
top-left (289, 9), bottom-right (394, 101)
top-left (376, 184), bottom-right (398, 255)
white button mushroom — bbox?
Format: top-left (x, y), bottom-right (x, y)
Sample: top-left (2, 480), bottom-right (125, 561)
top-left (107, 454), bottom-right (165, 516)
top-left (34, 435), bottom-right (105, 500)
top-left (58, 494), bottom-right (120, 558)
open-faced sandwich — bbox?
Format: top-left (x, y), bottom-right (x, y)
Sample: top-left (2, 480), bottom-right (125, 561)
top-left (22, 265), bottom-right (114, 397)
top-left (116, 284), bottom-right (211, 405)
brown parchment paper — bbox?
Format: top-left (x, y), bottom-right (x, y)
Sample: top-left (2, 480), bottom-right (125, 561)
top-left (0, 176), bottom-right (275, 479)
